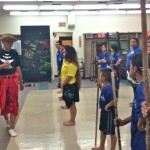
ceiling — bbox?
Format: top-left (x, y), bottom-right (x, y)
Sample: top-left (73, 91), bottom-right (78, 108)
top-left (0, 0), bottom-right (150, 15)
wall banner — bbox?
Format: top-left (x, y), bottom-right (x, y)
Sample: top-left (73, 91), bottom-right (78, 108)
top-left (20, 26), bottom-right (51, 82)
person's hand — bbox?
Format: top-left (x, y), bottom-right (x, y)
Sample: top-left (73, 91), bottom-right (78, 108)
top-left (105, 104), bottom-right (110, 111)
top-left (61, 84), bottom-right (64, 90)
top-left (114, 118), bottom-right (125, 126)
top-left (2, 62), bottom-right (10, 69)
top-left (96, 82), bottom-right (102, 89)
top-left (142, 102), bottom-right (150, 117)
top-left (19, 81), bottom-right (24, 91)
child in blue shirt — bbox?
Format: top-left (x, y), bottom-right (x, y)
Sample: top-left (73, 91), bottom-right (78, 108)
top-left (116, 53), bottom-right (146, 150)
top-left (98, 44), bottom-right (109, 69)
top-left (92, 68), bottom-right (117, 150)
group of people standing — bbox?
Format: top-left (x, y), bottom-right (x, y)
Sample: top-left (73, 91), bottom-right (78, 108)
top-left (0, 33), bottom-right (150, 150)
top-left (93, 37), bottom-right (149, 150)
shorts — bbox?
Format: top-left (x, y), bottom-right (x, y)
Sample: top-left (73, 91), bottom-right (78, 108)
top-left (99, 109), bottom-right (115, 135)
top-left (62, 83), bottom-right (79, 108)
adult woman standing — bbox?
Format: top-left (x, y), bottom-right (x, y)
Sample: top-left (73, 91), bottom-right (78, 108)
top-left (126, 38), bottom-right (142, 94)
top-left (61, 45), bottom-right (81, 126)
top-left (109, 44), bottom-right (121, 66)
top-left (0, 34), bottom-right (24, 136)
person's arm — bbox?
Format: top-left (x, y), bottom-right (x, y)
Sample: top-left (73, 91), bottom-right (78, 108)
top-left (115, 116), bottom-right (131, 126)
top-left (101, 59), bottom-right (107, 63)
top-left (16, 66), bottom-right (24, 91)
top-left (142, 102), bottom-right (150, 117)
top-left (105, 99), bottom-right (118, 111)
top-left (116, 59), bottom-right (121, 65)
top-left (61, 76), bottom-right (72, 89)
top-left (138, 118), bottom-right (146, 131)
top-left (98, 59), bottom-right (103, 63)
top-left (0, 62), bottom-right (10, 69)
top-left (115, 53), bottom-right (121, 65)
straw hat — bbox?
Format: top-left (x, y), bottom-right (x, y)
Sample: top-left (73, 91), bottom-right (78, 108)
top-left (0, 34), bottom-right (16, 42)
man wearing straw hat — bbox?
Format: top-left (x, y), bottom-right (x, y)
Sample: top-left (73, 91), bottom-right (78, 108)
top-left (0, 34), bottom-right (24, 137)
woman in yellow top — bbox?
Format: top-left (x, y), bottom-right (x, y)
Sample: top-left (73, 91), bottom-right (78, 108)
top-left (61, 45), bottom-right (81, 126)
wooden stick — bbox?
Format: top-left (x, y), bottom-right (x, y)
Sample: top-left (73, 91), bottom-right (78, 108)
top-left (140, 1), bottom-right (150, 150)
top-left (111, 70), bottom-right (122, 150)
top-left (94, 65), bottom-right (101, 147)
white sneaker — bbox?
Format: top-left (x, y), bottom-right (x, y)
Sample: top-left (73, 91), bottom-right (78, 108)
top-left (5, 119), bottom-right (10, 128)
top-left (9, 129), bottom-right (17, 137)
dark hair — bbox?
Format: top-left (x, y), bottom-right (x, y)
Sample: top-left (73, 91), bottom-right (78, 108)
top-left (101, 68), bottom-right (112, 82)
top-left (56, 40), bottom-right (62, 45)
top-left (130, 53), bottom-right (143, 74)
top-left (110, 64), bottom-right (120, 79)
top-left (101, 43), bottom-right (107, 48)
top-left (131, 37), bottom-right (139, 46)
top-left (64, 45), bottom-right (81, 89)
top-left (111, 44), bottom-right (118, 55)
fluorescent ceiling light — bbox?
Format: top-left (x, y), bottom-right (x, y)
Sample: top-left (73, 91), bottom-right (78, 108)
top-left (70, 11), bottom-right (99, 15)
top-left (40, 11), bottom-right (69, 15)
top-left (74, 5), bottom-right (107, 10)
top-left (37, 0), bottom-right (79, 2)
top-left (146, 10), bottom-right (150, 13)
top-left (127, 10), bottom-right (141, 14)
top-left (108, 4), bottom-right (140, 9)
top-left (10, 11), bottom-right (39, 15)
top-left (99, 10), bottom-right (126, 15)
top-left (4, 5), bottom-right (38, 10)
top-left (146, 4), bottom-right (150, 8)
top-left (39, 5), bottom-right (73, 10)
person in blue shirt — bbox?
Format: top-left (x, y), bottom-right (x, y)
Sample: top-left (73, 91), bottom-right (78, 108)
top-left (55, 40), bottom-right (63, 88)
top-left (98, 44), bottom-right (109, 69)
top-left (116, 53), bottom-right (146, 150)
top-left (92, 68), bottom-right (117, 150)
top-left (126, 38), bottom-right (142, 93)
top-left (109, 44), bottom-right (121, 67)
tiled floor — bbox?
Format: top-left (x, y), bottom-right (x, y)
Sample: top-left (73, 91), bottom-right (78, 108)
top-left (5, 86), bottom-right (133, 150)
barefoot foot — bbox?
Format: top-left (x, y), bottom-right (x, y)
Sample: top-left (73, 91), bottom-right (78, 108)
top-left (91, 147), bottom-right (105, 150)
top-left (61, 105), bottom-right (68, 109)
top-left (63, 120), bottom-right (75, 126)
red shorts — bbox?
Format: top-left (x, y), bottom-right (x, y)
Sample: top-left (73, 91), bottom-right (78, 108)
top-left (0, 72), bottom-right (19, 116)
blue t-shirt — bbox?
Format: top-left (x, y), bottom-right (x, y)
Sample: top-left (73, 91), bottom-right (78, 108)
top-left (98, 52), bottom-right (109, 69)
top-left (126, 47), bottom-right (142, 71)
top-left (99, 84), bottom-right (113, 109)
top-left (131, 82), bottom-right (146, 150)
top-left (110, 52), bottom-right (121, 65)
top-left (56, 49), bottom-right (64, 72)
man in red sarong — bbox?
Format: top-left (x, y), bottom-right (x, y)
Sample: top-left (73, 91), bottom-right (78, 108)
top-left (0, 34), bottom-right (24, 137)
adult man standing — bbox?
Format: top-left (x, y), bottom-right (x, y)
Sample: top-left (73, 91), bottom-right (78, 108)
top-left (0, 34), bottom-right (24, 136)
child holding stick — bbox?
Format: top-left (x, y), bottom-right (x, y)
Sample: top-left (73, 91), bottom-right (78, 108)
top-left (115, 53), bottom-right (146, 150)
top-left (92, 68), bottom-right (117, 150)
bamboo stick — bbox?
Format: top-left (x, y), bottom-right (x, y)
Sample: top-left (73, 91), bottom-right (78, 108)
top-left (111, 70), bottom-right (122, 150)
top-left (140, 0), bottom-right (150, 149)
top-left (94, 65), bottom-right (101, 147)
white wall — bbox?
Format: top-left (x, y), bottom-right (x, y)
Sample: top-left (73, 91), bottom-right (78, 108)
top-left (0, 12), bottom-right (149, 79)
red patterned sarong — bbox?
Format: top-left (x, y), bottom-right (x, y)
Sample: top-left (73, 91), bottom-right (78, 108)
top-left (0, 72), bottom-right (19, 116)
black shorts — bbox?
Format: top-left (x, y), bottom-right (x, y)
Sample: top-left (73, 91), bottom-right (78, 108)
top-left (62, 83), bottom-right (79, 108)
top-left (99, 109), bottom-right (115, 135)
